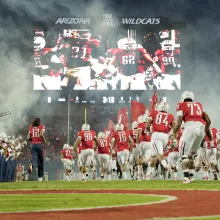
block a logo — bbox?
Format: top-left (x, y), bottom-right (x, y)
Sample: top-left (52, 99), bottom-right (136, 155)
top-left (102, 14), bottom-right (115, 27)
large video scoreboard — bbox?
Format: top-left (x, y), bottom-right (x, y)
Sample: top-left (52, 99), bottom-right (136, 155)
top-left (33, 16), bottom-right (185, 103)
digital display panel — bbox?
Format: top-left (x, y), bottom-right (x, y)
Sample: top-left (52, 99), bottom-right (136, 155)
top-left (33, 18), bottom-right (181, 92)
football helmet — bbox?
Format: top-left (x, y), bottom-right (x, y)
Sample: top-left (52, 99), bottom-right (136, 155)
top-left (98, 132), bottom-right (106, 139)
top-left (181, 90), bottom-right (194, 102)
top-left (34, 36), bottom-right (46, 51)
top-left (82, 123), bottom-right (90, 131)
top-left (117, 38), bottom-right (136, 50)
top-left (161, 40), bottom-right (174, 55)
top-left (159, 30), bottom-right (169, 39)
top-left (116, 123), bottom-right (124, 131)
top-left (35, 29), bottom-right (44, 37)
top-left (138, 113), bottom-right (148, 123)
top-left (157, 102), bottom-right (169, 112)
top-left (63, 144), bottom-right (69, 149)
top-left (79, 31), bottom-right (91, 39)
top-left (132, 121), bottom-right (138, 129)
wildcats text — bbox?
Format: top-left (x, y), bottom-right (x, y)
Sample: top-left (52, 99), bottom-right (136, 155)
top-left (122, 18), bottom-right (160, 25)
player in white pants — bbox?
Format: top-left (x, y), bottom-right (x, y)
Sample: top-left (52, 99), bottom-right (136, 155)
top-left (173, 91), bottom-right (211, 184)
top-left (146, 102), bottom-right (175, 180)
top-left (97, 132), bottom-right (112, 181)
top-left (112, 123), bottom-right (134, 180)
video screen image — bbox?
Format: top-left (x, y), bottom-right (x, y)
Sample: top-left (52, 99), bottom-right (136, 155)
top-left (33, 27), bottom-right (180, 91)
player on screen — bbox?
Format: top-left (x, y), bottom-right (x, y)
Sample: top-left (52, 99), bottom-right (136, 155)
top-left (107, 37), bottom-right (163, 90)
top-left (154, 40), bottom-right (180, 75)
top-left (152, 40), bottom-right (180, 90)
top-left (33, 29), bottom-right (66, 90)
top-left (54, 30), bottom-right (101, 90)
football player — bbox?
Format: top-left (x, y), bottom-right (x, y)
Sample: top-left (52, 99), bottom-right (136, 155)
top-left (146, 102), bottom-right (175, 179)
top-left (173, 91), bottom-right (211, 183)
top-left (61, 144), bottom-right (74, 181)
top-left (56, 30), bottom-right (101, 90)
top-left (33, 30), bottom-right (65, 90)
top-left (107, 38), bottom-right (163, 90)
top-left (73, 123), bottom-right (98, 182)
top-left (153, 40), bottom-right (180, 90)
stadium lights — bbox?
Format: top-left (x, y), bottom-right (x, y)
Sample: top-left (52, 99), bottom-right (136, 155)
top-left (58, 98), bottom-right (66, 102)
top-left (48, 97), bottom-right (51, 103)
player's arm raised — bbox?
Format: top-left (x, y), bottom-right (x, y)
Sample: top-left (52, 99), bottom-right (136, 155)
top-left (128, 135), bottom-right (134, 150)
top-left (146, 117), bottom-right (153, 132)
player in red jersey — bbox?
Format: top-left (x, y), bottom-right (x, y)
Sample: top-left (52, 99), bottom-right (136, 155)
top-left (154, 40), bottom-right (180, 75)
top-left (61, 144), bottom-right (74, 181)
top-left (27, 118), bottom-right (46, 181)
top-left (152, 40), bottom-right (180, 90)
top-left (166, 137), bottom-right (179, 180)
top-left (73, 123), bottom-right (98, 182)
top-left (112, 123), bottom-right (134, 180)
top-left (58, 30), bottom-right (101, 90)
top-left (33, 30), bottom-right (65, 90)
top-left (146, 102), bottom-right (175, 179)
top-left (96, 132), bottom-right (112, 181)
top-left (173, 90), bottom-right (211, 183)
top-left (201, 127), bottom-right (219, 180)
top-left (136, 114), bottom-right (153, 180)
top-left (107, 38), bottom-right (163, 90)
top-left (129, 121), bottom-right (140, 180)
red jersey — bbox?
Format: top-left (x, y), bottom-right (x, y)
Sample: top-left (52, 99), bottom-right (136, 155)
top-left (29, 125), bottom-right (45, 144)
top-left (108, 48), bottom-right (152, 76)
top-left (138, 122), bottom-right (151, 142)
top-left (60, 37), bottom-right (99, 61)
top-left (129, 129), bottom-right (139, 147)
top-left (112, 131), bottom-right (130, 152)
top-left (138, 122), bottom-right (146, 135)
top-left (155, 49), bottom-right (180, 74)
top-left (78, 130), bottom-right (96, 150)
top-left (150, 110), bottom-right (175, 134)
top-left (176, 102), bottom-right (205, 124)
top-left (61, 149), bottom-right (73, 160)
top-left (98, 138), bottom-right (111, 155)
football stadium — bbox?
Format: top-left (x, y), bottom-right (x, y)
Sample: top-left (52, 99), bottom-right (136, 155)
top-left (0, 0), bottom-right (220, 219)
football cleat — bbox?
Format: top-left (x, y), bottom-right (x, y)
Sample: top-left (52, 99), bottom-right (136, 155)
top-left (183, 177), bottom-right (191, 184)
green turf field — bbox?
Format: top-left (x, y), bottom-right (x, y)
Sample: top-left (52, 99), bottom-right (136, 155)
top-left (0, 193), bottom-right (167, 212)
top-left (0, 180), bottom-right (219, 191)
